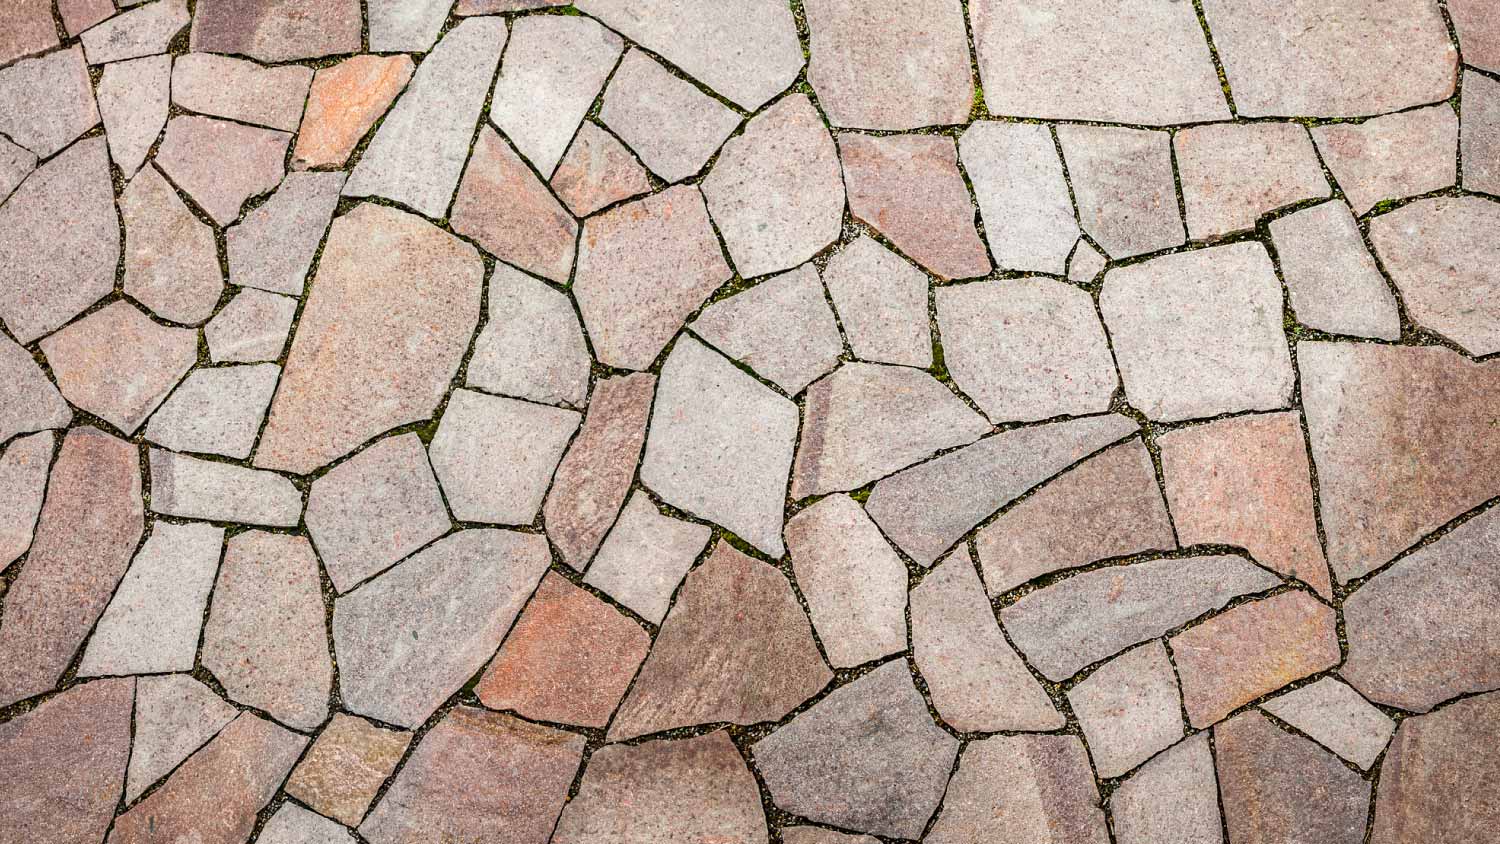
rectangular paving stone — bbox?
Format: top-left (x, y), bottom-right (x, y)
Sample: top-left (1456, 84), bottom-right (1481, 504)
top-left (150, 449), bottom-right (303, 527)
top-left (1311, 103), bottom-right (1458, 215)
top-left (171, 53), bottom-right (313, 132)
top-left (582, 490), bottom-right (712, 624)
top-left (1268, 200), bottom-right (1401, 340)
top-left (1176, 122), bottom-right (1330, 239)
top-left (1057, 125), bottom-right (1184, 259)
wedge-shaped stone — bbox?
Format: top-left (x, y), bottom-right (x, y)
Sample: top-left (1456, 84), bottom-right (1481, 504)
top-left (550, 122), bottom-right (652, 217)
top-left (1263, 678), bottom-right (1395, 770)
top-left (1176, 122), bottom-right (1330, 239)
top-left (293, 54), bottom-right (413, 170)
top-left (610, 543), bottom-right (830, 740)
top-left (0, 335), bottom-right (70, 444)
top-left (1464, 71), bottom-right (1500, 195)
top-left (583, 491), bottom-right (712, 624)
top-left (451, 126), bottom-right (578, 284)
top-left (0, 136), bottom-right (35, 201)
top-left (172, 53), bottom-right (312, 131)
top-left (692, 265), bottom-right (843, 395)
top-left (150, 450), bottom-right (302, 527)
top-left (190, 0), bottom-right (360, 62)
top-left (599, 49), bottom-right (743, 183)
top-left (205, 289), bottom-right (298, 363)
top-left (0, 432), bottom-right (55, 572)
top-left (429, 390), bottom-right (581, 525)
top-left (227, 170), bottom-right (346, 296)
top-left (121, 165), bottom-right (223, 324)
top-left (367, 0), bottom-right (449, 52)
top-left (822, 235), bottom-right (932, 368)
top-left (145, 364), bottom-right (280, 459)
top-left (261, 804), bottom-right (353, 844)
top-left (286, 713), bottom-right (412, 827)
top-left (1269, 200), bottom-right (1401, 339)
top-left (1215, 711), bottom-right (1369, 844)
top-left (0, 46), bottom-right (99, 159)
top-left (81, 0), bottom-right (189, 64)
top-left (1057, 125), bottom-right (1183, 259)
top-left (930, 734), bottom-right (1108, 844)
top-left (753, 661), bottom-right (959, 839)
top-left (1068, 642), bottom-right (1184, 777)
top-left (333, 530), bottom-right (551, 728)
top-left (1312, 104), bottom-right (1459, 214)
top-left (1110, 734), bottom-right (1224, 844)
top-left (1371, 692), bottom-right (1500, 844)
top-left (466, 265), bottom-right (590, 408)
top-left (97, 55), bottom-right (171, 179)
top-left (156, 115), bottom-right (289, 226)
top-left (126, 674), bottom-right (238, 803)
top-left (961, 121), bottom-right (1079, 275)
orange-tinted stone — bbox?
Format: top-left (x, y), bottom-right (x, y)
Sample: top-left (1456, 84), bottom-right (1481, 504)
top-left (286, 713), bottom-right (412, 827)
top-left (451, 126), bottom-right (578, 284)
top-left (293, 54), bottom-right (415, 170)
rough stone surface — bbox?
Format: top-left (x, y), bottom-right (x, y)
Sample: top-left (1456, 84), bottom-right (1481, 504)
top-left (156, 115), bottom-right (289, 226)
top-left (1069, 240), bottom-right (1108, 283)
top-left (1464, 71), bottom-right (1500, 196)
top-left (1262, 678), bottom-right (1395, 770)
top-left (821, 235), bottom-right (932, 368)
top-left (0, 336), bottom-right (71, 444)
top-left (0, 432), bottom-right (54, 573)
top-left (172, 53), bottom-right (312, 131)
top-left (1370, 692), bottom-right (1500, 844)
top-left (126, 674), bottom-right (238, 803)
top-left (58, 0), bottom-right (113, 38)
top-left (1450, 0), bottom-right (1500, 73)
top-left (144, 364), bottom-right (280, 459)
top-left (0, 47), bottom-right (99, 159)
top-left (121, 165), bottom-right (223, 324)
top-left (259, 804), bottom-right (354, 844)
top-left (598, 49), bottom-right (743, 183)
top-left (1067, 642), bottom-right (1184, 777)
top-left (81, 0), bottom-right (190, 65)
top-left (205, 289), bottom-right (298, 363)
top-left (1058, 125), bottom-right (1184, 258)
top-left (1110, 734), bottom-right (1224, 844)
top-left (150, 449), bottom-right (303, 527)
top-left (450, 126), bottom-right (578, 284)
top-left (0, 0), bottom-right (57, 66)
top-left (1312, 103), bottom-right (1459, 214)
top-left (429, 389), bottom-right (580, 525)
top-left (549, 122), bottom-right (653, 217)
top-left (583, 491), bottom-right (713, 624)
top-left (692, 265), bottom-right (844, 395)
top-left (367, 0), bottom-right (449, 52)
top-left (961, 121), bottom-right (1080, 275)
top-left (0, 136), bottom-right (35, 202)
top-left (285, 713), bottom-right (412, 828)
top-left (227, 170), bottom-right (346, 296)
top-left (928, 734), bottom-right (1109, 844)
top-left (293, 54), bottom-right (414, 170)
top-left (1176, 122), bottom-right (1331, 239)
top-left (96, 55), bottom-right (172, 179)
top-left (466, 264), bottom-right (590, 408)
top-left (190, 0), bottom-right (361, 62)
top-left (1268, 200), bottom-right (1402, 339)
top-left (782, 830), bottom-right (879, 844)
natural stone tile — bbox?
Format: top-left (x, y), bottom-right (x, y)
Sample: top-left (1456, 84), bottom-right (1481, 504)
top-left (78, 522), bottom-right (223, 677)
top-left (929, 734), bottom-right (1108, 844)
top-left (333, 529), bottom-right (551, 728)
top-left (1465, 71), bottom-right (1500, 195)
top-left (256, 204), bottom-right (482, 474)
top-left (1199, 0), bottom-right (1455, 117)
top-left (574, 186), bottom-right (732, 369)
top-left (126, 674), bottom-right (237, 803)
top-left (152, 449), bottom-right (300, 528)
top-left (96, 54), bottom-right (171, 180)
top-left (286, 713), bottom-right (412, 828)
top-left (0, 335), bottom-right (71, 444)
top-left (190, 0), bottom-right (360, 62)
top-left (1110, 734), bottom-right (1224, 844)
top-left (640, 337), bottom-right (797, 555)
top-left (467, 267), bottom-right (589, 408)
top-left (0, 135), bottom-right (35, 201)
top-left (450, 126), bottom-right (578, 284)
top-left (976, 439), bottom-right (1175, 595)
top-left (343, 18), bottom-right (507, 218)
top-left (867, 413), bottom-right (1138, 566)
top-left (260, 803), bottom-right (354, 844)
top-left (821, 235), bottom-right (932, 368)
top-left (544, 373), bottom-right (655, 569)
top-left (0, 432), bottom-right (54, 573)
top-left (458, 0), bottom-right (570, 10)
top-left (205, 288), bottom-right (298, 363)
top-left (753, 661), bottom-right (959, 839)
top-left (306, 432), bottom-right (450, 593)
top-left (429, 390), bottom-right (580, 525)
top-left (703, 94), bottom-right (844, 278)
top-left (553, 731), bottom-right (766, 844)
top-left (1263, 678), bottom-right (1395, 770)
top-left (610, 542), bottom-right (830, 740)
top-left (1069, 240), bottom-right (1107, 283)
top-left (599, 49), bottom-right (743, 183)
top-left (0, 0), bottom-right (57, 66)
top-left (1057, 125), bottom-right (1184, 258)
top-left (960, 121), bottom-right (1079, 275)
top-left (1311, 104), bottom-right (1459, 214)
top-left (367, 0), bottom-right (449, 52)
top-left (227, 170), bottom-right (346, 296)
top-left (549, 122), bottom-right (653, 217)
top-left (970, 0), bottom-right (1228, 124)
top-left (476, 573), bottom-right (650, 727)
top-left (1176, 122), bottom-right (1330, 239)
top-left (1068, 642), bottom-right (1184, 777)
top-left (1370, 692), bottom-right (1500, 844)
top-left (839, 133), bottom-right (992, 280)
top-left (172, 53), bottom-right (312, 131)
top-left (293, 55), bottom-right (414, 170)
top-left (786, 494), bottom-right (908, 668)
top-left (156, 115), bottom-right (290, 226)
top-left (691, 264), bottom-right (843, 395)
top-left (81, 0), bottom-right (190, 65)
top-left (913, 546), bottom-right (1063, 731)
top-left (791, 361), bottom-right (988, 499)
top-left (1450, 0), bottom-right (1500, 72)
top-left (782, 829), bottom-right (878, 844)
top-left (583, 490), bottom-right (712, 624)
top-left (1215, 710), bottom-right (1369, 844)
top-left (1159, 412), bottom-right (1332, 597)
top-left (1269, 200), bottom-right (1401, 339)
top-left (58, 0), bottom-right (113, 35)
top-left (0, 46), bottom-right (99, 159)
top-left (1002, 555), bottom-right (1280, 682)
top-left (121, 165), bottom-right (223, 324)
top-left (1101, 243), bottom-right (1294, 422)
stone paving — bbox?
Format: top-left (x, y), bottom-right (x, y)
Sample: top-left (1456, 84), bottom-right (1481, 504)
top-left (1, 1), bottom-right (1498, 842)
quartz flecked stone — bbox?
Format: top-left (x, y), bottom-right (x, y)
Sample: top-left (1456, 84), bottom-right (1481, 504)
top-left (583, 491), bottom-right (713, 624)
top-left (976, 439), bottom-right (1175, 595)
top-left (0, 46), bottom-right (99, 159)
top-left (1215, 710), bottom-right (1370, 844)
top-left (599, 49), bottom-right (743, 183)
top-left (0, 335), bottom-right (71, 444)
top-left (913, 547), bottom-right (1064, 731)
top-left (691, 265), bottom-right (844, 395)
top-left (1262, 678), bottom-right (1395, 770)
top-left (791, 361), bottom-right (989, 499)
top-left (1110, 734), bottom-right (1224, 844)
top-left (821, 235), bottom-right (932, 368)
top-left (256, 204), bottom-right (483, 474)
top-left (0, 432), bottom-right (55, 572)
top-left (126, 674), bottom-right (238, 803)
top-left (121, 165), bottom-right (223, 324)
top-left (150, 450), bottom-right (303, 527)
top-left (343, 18), bottom-right (507, 217)
top-left (260, 804), bottom-right (354, 844)
top-left (286, 713), bottom-right (412, 827)
top-left (782, 829), bottom-right (879, 844)
top-left (0, 136), bottom-right (35, 201)
top-left (293, 55), bottom-right (414, 170)
top-left (1464, 71), bottom-right (1500, 195)
top-left (81, 0), bottom-right (190, 65)
top-left (1057, 125), bottom-right (1184, 258)
top-left (1176, 122), bottom-right (1330, 239)
top-left (367, 0), bottom-right (449, 52)
top-left (839, 133), bottom-right (992, 280)
top-left (970, 0), bottom-right (1228, 125)
top-left (0, 0), bottom-right (57, 66)
top-left (553, 731), bottom-right (767, 844)
top-left (1199, 0), bottom-right (1455, 118)
top-left (450, 126), bottom-right (578, 284)
top-left (0, 137), bottom-right (119, 344)
top-left (205, 289), bottom-right (298, 363)
top-left (333, 530), bottom-right (552, 729)
top-left (752, 661), bottom-right (959, 839)
top-left (1450, 0), bottom-right (1500, 72)
top-left (467, 264), bottom-right (590, 408)
top-left (1001, 555), bottom-right (1280, 682)
top-left (429, 390), bottom-right (581, 525)
top-left (1068, 642), bottom-right (1184, 777)
top-left (1268, 200), bottom-right (1401, 339)
top-left (1311, 104), bottom-right (1459, 214)
top-left (96, 55), bottom-right (172, 180)
top-left (227, 170), bottom-right (346, 296)
top-left (574, 186), bottom-right (733, 370)
top-left (550, 122), bottom-right (653, 216)
top-left (1370, 692), bottom-right (1500, 844)
top-left (156, 115), bottom-right (289, 226)
top-left (928, 734), bottom-right (1109, 844)
top-left (190, 0), bottom-right (361, 62)
top-left (172, 53), bottom-right (313, 131)
top-left (361, 707), bottom-right (583, 844)
top-left (144, 364), bottom-right (280, 459)
top-left (960, 121), bottom-right (1080, 275)
top-left (640, 337), bottom-right (798, 555)
top-left (609, 543), bottom-right (831, 740)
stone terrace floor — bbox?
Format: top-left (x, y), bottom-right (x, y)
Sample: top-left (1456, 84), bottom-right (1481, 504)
top-left (2, 0), bottom-right (1499, 842)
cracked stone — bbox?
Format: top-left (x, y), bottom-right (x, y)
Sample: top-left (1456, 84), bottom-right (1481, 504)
top-left (928, 734), bottom-right (1109, 844)
top-left (1370, 692), bottom-right (1500, 844)
top-left (367, 0), bottom-right (449, 52)
top-left (429, 390), bottom-right (581, 525)
top-left (1110, 734), bottom-right (1224, 844)
top-left (260, 804), bottom-right (354, 844)
top-left (582, 490), bottom-right (713, 624)
top-left (190, 0), bottom-right (360, 62)
top-left (1067, 641), bottom-right (1184, 778)
top-left (125, 674), bottom-right (238, 803)
top-left (205, 289), bottom-right (298, 364)
top-left (1176, 122), bottom-right (1330, 239)
top-left (821, 235), bottom-right (932, 368)
top-left (1268, 200), bottom-right (1402, 339)
top-left (292, 54), bottom-right (414, 170)
top-left (121, 165), bottom-right (223, 324)
top-left (0, 334), bottom-right (71, 444)
top-left (0, 46), bottom-right (99, 159)
top-left (1311, 103), bottom-right (1459, 215)
top-left (691, 264), bottom-right (843, 395)
top-left (156, 115), bottom-right (290, 226)
top-left (1464, 71), bottom-right (1500, 196)
top-left (286, 713), bottom-right (412, 828)
top-left (550, 122), bottom-right (653, 217)
top-left (150, 449), bottom-right (302, 526)
top-left (81, 0), bottom-right (189, 65)
top-left (466, 264), bottom-right (591, 408)
top-left (960, 121), bottom-right (1080, 275)
top-left (1262, 678), bottom-right (1395, 770)
top-left (96, 54), bottom-right (171, 180)
top-left (1057, 125), bottom-right (1184, 259)
top-left (599, 49), bottom-right (743, 183)
top-left (172, 53), bottom-right (312, 131)
top-left (0, 432), bottom-right (55, 573)
top-left (450, 126), bottom-right (578, 284)
top-left (227, 170), bottom-right (347, 296)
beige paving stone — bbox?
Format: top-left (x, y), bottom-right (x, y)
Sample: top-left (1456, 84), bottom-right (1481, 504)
top-left (293, 54), bottom-right (414, 170)
top-left (0, 335), bottom-right (71, 444)
top-left (0, 135), bottom-right (35, 202)
top-left (1262, 678), bottom-right (1395, 770)
top-left (190, 0), bottom-right (360, 62)
top-left (466, 265), bottom-right (590, 408)
top-left (260, 804), bottom-right (354, 844)
top-left (227, 170), bottom-right (347, 296)
top-left (121, 164), bottom-right (223, 324)
top-left (81, 0), bottom-right (190, 65)
top-left (1370, 692), bottom-right (1500, 844)
top-left (1215, 710), bottom-right (1369, 844)
top-left (928, 734), bottom-right (1109, 844)
top-left (1311, 103), bottom-right (1459, 214)
top-left (821, 235), bottom-right (932, 368)
top-left (96, 54), bottom-right (171, 180)
top-left (549, 122), bottom-right (653, 217)
top-left (205, 289), bottom-right (298, 364)
top-left (1057, 125), bottom-right (1184, 258)
top-left (450, 126), bottom-right (578, 284)
top-left (172, 53), bottom-right (312, 131)
top-left (1268, 200), bottom-right (1402, 339)
top-left (125, 674), bottom-right (238, 803)
top-left (150, 449), bottom-right (303, 527)
top-left (691, 264), bottom-right (844, 395)
top-left (599, 49), bottom-right (743, 183)
top-left (582, 491), bottom-right (712, 624)
top-left (1110, 734), bottom-right (1224, 844)
top-left (1068, 240), bottom-right (1107, 284)
top-left (367, 0), bottom-right (449, 52)
top-left (1176, 122), bottom-right (1331, 239)
top-left (1068, 641), bottom-right (1184, 777)
top-left (286, 713), bottom-right (412, 827)
top-left (0, 0), bottom-right (57, 66)
top-left (1464, 70), bottom-right (1500, 196)
top-left (156, 115), bottom-right (290, 226)
top-left (429, 390), bottom-right (580, 525)
top-left (0, 46), bottom-right (99, 159)
top-left (1449, 0), bottom-right (1500, 73)
top-left (960, 121), bottom-right (1079, 275)
top-left (0, 432), bottom-right (55, 573)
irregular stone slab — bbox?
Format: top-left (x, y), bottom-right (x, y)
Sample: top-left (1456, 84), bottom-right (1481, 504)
top-left (786, 494), bottom-right (909, 668)
top-left (126, 674), bottom-right (238, 803)
top-left (970, 0), bottom-right (1227, 124)
top-left (610, 542), bottom-right (830, 740)
top-left (792, 362), bottom-right (988, 499)
top-left (822, 235), bottom-right (932, 368)
top-left (190, 0), bottom-right (361, 62)
top-left (78, 522), bottom-right (223, 677)
top-left (121, 165), bottom-right (223, 324)
top-left (1450, 0), bottom-right (1500, 72)
top-left (575, 186), bottom-right (732, 370)
top-left (333, 529), bottom-right (551, 728)
top-left (1215, 710), bottom-right (1369, 844)
top-left (599, 49), bottom-right (742, 183)
top-left (476, 573), bottom-right (650, 727)
top-left (960, 121), bottom-right (1079, 275)
top-left (150, 450), bottom-right (302, 526)
top-left (752, 661), bottom-right (959, 839)
top-left (691, 265), bottom-right (843, 395)
top-left (1110, 734), bottom-right (1224, 844)
top-left (783, 829), bottom-right (879, 844)
top-left (554, 731), bottom-right (766, 844)
top-left (205, 288), bottom-right (298, 363)
top-left (1299, 343), bottom-right (1500, 580)
top-left (550, 122), bottom-right (652, 217)
top-left (1159, 412), bottom-right (1331, 596)
top-left (1002, 555), bottom-right (1280, 682)
top-left (937, 277), bottom-right (1117, 423)
top-left (1269, 200), bottom-right (1401, 339)
top-left (1069, 240), bottom-right (1107, 283)
top-left (0, 0), bottom-right (56, 66)
top-left (58, 0), bottom-right (113, 37)
top-left (459, 0), bottom-right (570, 10)
top-left (1176, 122), bottom-right (1330, 239)
top-left (450, 126), bottom-right (578, 284)
top-left (930, 734), bottom-right (1108, 844)
top-left (156, 115), bottom-right (289, 225)
top-left (367, 0), bottom-right (448, 52)
top-left (468, 265), bottom-right (590, 407)
top-left (840, 133), bottom-right (991, 280)
top-left (42, 302), bottom-right (196, 435)
top-left (0, 135), bottom-right (35, 202)
top-left (361, 707), bottom-right (583, 844)
top-left (913, 547), bottom-right (1063, 731)
top-left (429, 390), bottom-right (580, 525)
top-left (583, 490), bottom-right (712, 624)
top-left (0, 678), bottom-right (133, 844)
top-left (640, 337), bottom-right (797, 555)
top-left (1102, 243), bottom-right (1294, 422)
top-left (1341, 507), bottom-right (1500, 712)
top-left (1263, 678), bottom-right (1395, 770)
top-left (107, 712), bottom-right (308, 844)
top-left (1058, 125), bottom-right (1184, 259)
top-left (256, 204), bottom-right (482, 474)
top-left (286, 713), bottom-right (412, 827)
top-left (0, 432), bottom-right (54, 572)
top-left (1312, 103), bottom-right (1459, 214)
top-left (976, 439), bottom-right (1175, 595)
top-left (81, 0), bottom-right (190, 64)
top-left (260, 804), bottom-right (354, 844)
top-left (343, 18), bottom-right (507, 217)
top-left (0, 46), bottom-right (99, 159)
top-left (227, 170), bottom-right (346, 296)
top-left (1068, 642), bottom-right (1183, 777)
top-left (172, 53), bottom-right (312, 131)
top-left (703, 94), bottom-right (844, 278)
top-left (0, 335), bottom-right (71, 444)
top-left (1199, 0), bottom-right (1455, 117)
top-left (867, 413), bottom-right (1139, 566)
top-left (1465, 71), bottom-right (1500, 195)
top-left (543, 372), bottom-right (655, 569)
top-left (1371, 692), bottom-right (1500, 844)
top-left (293, 54), bottom-right (414, 170)
top-left (0, 137), bottom-right (119, 344)
top-left (97, 54), bottom-right (171, 180)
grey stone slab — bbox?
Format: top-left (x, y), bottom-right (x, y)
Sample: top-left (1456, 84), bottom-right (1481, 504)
top-left (1463, 70), bottom-right (1500, 196)
top-left (149, 449), bottom-right (303, 527)
top-left (583, 491), bottom-right (712, 624)
top-left (1057, 124), bottom-right (1184, 259)
top-left (466, 264), bottom-right (591, 408)
top-left (155, 114), bottom-right (290, 226)
top-left (0, 135), bottom-right (35, 202)
top-left (1269, 200), bottom-right (1401, 340)
top-left (204, 289), bottom-right (298, 364)
top-left (0, 432), bottom-right (55, 573)
top-left (367, 0), bottom-right (450, 52)
top-left (96, 54), bottom-right (171, 179)
top-left (171, 53), bottom-right (313, 131)
top-left (0, 46), bottom-right (99, 159)
top-left (121, 164), bottom-right (223, 325)
top-left (126, 674), bottom-right (238, 803)
top-left (961, 121), bottom-right (1079, 275)
top-left (227, 170), bottom-right (347, 296)
top-left (821, 235), bottom-right (932, 368)
top-left (0, 334), bottom-right (71, 445)
top-left (1312, 103), bottom-right (1459, 215)
top-left (1176, 122), bottom-right (1331, 239)
top-left (260, 803), bottom-right (355, 844)
top-left (81, 0), bottom-right (190, 64)
top-left (690, 264), bottom-right (844, 395)
top-left (599, 49), bottom-right (743, 183)
top-left (928, 734), bottom-right (1109, 844)
top-left (1110, 734), bottom-right (1224, 844)
top-left (1263, 678), bottom-right (1395, 770)
top-left (1067, 641), bottom-right (1184, 777)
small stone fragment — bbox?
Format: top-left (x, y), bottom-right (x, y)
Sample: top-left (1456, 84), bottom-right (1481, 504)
top-left (1268, 200), bottom-right (1401, 339)
top-left (156, 115), bottom-right (290, 225)
top-left (150, 449), bottom-right (303, 526)
top-left (58, 0), bottom-right (113, 35)
top-left (960, 121), bottom-right (1080, 275)
top-left (1262, 678), bottom-right (1395, 770)
top-left (293, 54), bottom-right (414, 170)
top-left (429, 390), bottom-right (581, 525)
top-left (928, 734), bottom-right (1109, 844)
top-left (172, 53), bottom-right (313, 131)
top-left (190, 0), bottom-right (361, 62)
top-left (205, 289), bottom-right (298, 363)
top-left (1068, 642), bottom-right (1184, 777)
top-left (0, 0), bottom-right (57, 66)
top-left (599, 49), bottom-right (743, 183)
top-left (367, 0), bottom-right (449, 52)
top-left (96, 54), bottom-right (171, 179)
top-left (1464, 71), bottom-right (1500, 195)
top-left (286, 713), bottom-right (412, 828)
top-left (0, 335), bottom-right (71, 444)
top-left (121, 164), bottom-right (225, 325)
top-left (1370, 692), bottom-right (1500, 844)
top-left (450, 126), bottom-right (578, 284)
top-left (0, 432), bottom-right (54, 572)
top-left (583, 491), bottom-right (712, 624)
top-left (81, 0), bottom-right (190, 65)
top-left (1068, 240), bottom-right (1107, 283)
top-left (469, 266), bottom-right (591, 407)
top-left (0, 46), bottom-right (100, 159)
top-left (1110, 734), bottom-right (1224, 844)
top-left (1176, 122), bottom-right (1330, 239)
top-left (126, 674), bottom-right (238, 803)
top-left (1057, 125), bottom-right (1184, 258)
top-left (260, 804), bottom-right (354, 844)
top-left (691, 264), bottom-right (843, 394)
top-left (821, 235), bottom-right (932, 368)
top-left (1311, 103), bottom-right (1459, 214)
top-left (549, 122), bottom-right (653, 216)
top-left (227, 170), bottom-right (347, 296)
